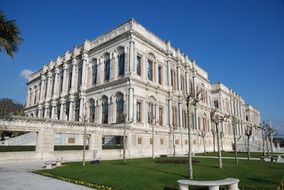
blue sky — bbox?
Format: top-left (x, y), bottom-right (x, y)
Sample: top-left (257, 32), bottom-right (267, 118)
top-left (0, 0), bottom-right (284, 134)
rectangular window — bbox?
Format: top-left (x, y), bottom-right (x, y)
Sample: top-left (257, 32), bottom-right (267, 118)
top-left (214, 100), bottom-right (219, 109)
top-left (78, 66), bottom-right (82, 89)
top-left (59, 73), bottom-right (63, 94)
top-left (148, 103), bottom-right (154, 123)
top-left (136, 101), bottom-right (141, 122)
top-left (105, 60), bottom-right (110, 81)
top-left (68, 71), bottom-right (72, 90)
top-left (136, 56), bottom-right (141, 76)
top-left (171, 70), bottom-right (176, 90)
top-left (181, 75), bottom-right (184, 91)
top-left (159, 107), bottom-right (163, 126)
top-left (75, 100), bottom-right (80, 122)
top-left (93, 64), bottom-right (97, 85)
top-left (118, 53), bottom-right (125, 76)
top-left (158, 66), bottom-right (162, 85)
top-left (147, 59), bottom-right (153, 81)
top-left (182, 110), bottom-right (186, 128)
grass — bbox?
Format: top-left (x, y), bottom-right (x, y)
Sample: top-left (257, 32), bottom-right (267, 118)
top-left (195, 151), bottom-right (283, 158)
top-left (36, 157), bottom-right (284, 190)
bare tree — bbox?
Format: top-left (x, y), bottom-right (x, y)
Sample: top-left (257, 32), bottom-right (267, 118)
top-left (245, 125), bottom-right (252, 160)
top-left (211, 126), bottom-right (216, 152)
top-left (197, 130), bottom-right (207, 153)
top-left (210, 109), bottom-right (229, 169)
top-left (231, 116), bottom-right (242, 164)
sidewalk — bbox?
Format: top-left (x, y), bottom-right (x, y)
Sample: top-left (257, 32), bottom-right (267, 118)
top-left (0, 162), bottom-right (94, 190)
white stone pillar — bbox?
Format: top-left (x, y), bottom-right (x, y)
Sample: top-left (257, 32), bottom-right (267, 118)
top-left (128, 87), bottom-right (134, 121)
top-left (178, 103), bottom-right (182, 128)
top-left (129, 41), bottom-right (135, 76)
top-left (70, 58), bottom-right (77, 94)
top-left (81, 52), bottom-right (88, 91)
top-left (110, 52), bottom-right (117, 80)
top-left (37, 104), bottom-right (43, 118)
top-left (52, 67), bottom-right (60, 99)
top-left (97, 58), bottom-right (104, 84)
top-left (155, 62), bottom-right (158, 84)
top-left (46, 71), bottom-right (53, 101)
top-left (39, 75), bottom-right (46, 103)
top-left (79, 97), bottom-right (85, 121)
top-left (69, 97), bottom-right (74, 121)
top-left (168, 98), bottom-right (172, 128)
top-left (59, 98), bottom-right (65, 120)
top-left (177, 65), bottom-right (181, 91)
top-left (61, 63), bottom-right (68, 96)
top-left (167, 60), bottom-right (171, 88)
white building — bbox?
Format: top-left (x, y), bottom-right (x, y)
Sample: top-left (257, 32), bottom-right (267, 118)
top-left (24, 19), bottom-right (261, 156)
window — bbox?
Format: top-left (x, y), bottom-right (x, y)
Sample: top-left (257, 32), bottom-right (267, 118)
top-left (68, 137), bottom-right (75, 144)
top-left (136, 56), bottom-right (141, 76)
top-left (158, 66), bottom-right (162, 84)
top-left (138, 137), bottom-right (142, 144)
top-left (116, 93), bottom-right (124, 123)
top-left (136, 101), bottom-right (141, 122)
top-left (148, 102), bottom-right (154, 123)
top-left (104, 58), bottom-right (110, 81)
top-left (57, 104), bottom-right (60, 120)
top-left (118, 53), bottom-right (125, 76)
top-left (92, 64), bottom-right (97, 85)
top-left (34, 87), bottom-right (37, 104)
top-left (160, 138), bottom-right (164, 145)
top-left (150, 138), bottom-right (153, 144)
top-left (171, 70), bottom-right (176, 90)
top-left (175, 139), bottom-right (179, 145)
top-left (147, 59), bottom-right (153, 81)
top-left (66, 102), bottom-right (69, 120)
top-left (159, 107), bottom-right (163, 126)
top-left (198, 117), bottom-right (201, 130)
top-left (102, 96), bottom-right (108, 124)
top-left (68, 70), bottom-right (72, 90)
top-left (59, 73), bottom-right (63, 94)
top-left (214, 100), bottom-right (219, 109)
top-left (77, 65), bottom-right (82, 89)
top-left (75, 100), bottom-right (80, 121)
top-left (89, 100), bottom-right (95, 123)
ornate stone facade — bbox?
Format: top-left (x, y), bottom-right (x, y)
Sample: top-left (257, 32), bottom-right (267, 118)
top-left (24, 19), bottom-right (261, 155)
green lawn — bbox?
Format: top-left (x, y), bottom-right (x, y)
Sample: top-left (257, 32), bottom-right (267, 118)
top-left (195, 152), bottom-right (281, 158)
top-left (36, 158), bottom-right (284, 190)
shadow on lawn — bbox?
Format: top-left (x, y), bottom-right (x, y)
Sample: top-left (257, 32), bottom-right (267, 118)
top-left (247, 177), bottom-right (275, 184)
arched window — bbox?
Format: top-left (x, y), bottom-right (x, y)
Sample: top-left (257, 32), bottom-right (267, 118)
top-left (116, 93), bottom-right (124, 123)
top-left (118, 47), bottom-right (125, 76)
top-left (104, 53), bottom-right (110, 81)
top-left (102, 96), bottom-right (108, 124)
top-left (89, 99), bottom-right (95, 123)
top-left (147, 59), bottom-right (153, 81)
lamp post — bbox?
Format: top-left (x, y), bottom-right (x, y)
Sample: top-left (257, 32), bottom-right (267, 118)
top-left (211, 109), bottom-right (230, 169)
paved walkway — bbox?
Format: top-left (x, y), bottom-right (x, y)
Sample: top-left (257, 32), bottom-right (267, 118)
top-left (0, 162), bottom-right (94, 190)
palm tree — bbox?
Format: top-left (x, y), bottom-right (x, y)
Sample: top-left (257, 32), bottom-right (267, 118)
top-left (0, 10), bottom-right (22, 58)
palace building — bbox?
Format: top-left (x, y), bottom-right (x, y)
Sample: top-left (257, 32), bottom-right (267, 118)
top-left (24, 19), bottom-right (261, 157)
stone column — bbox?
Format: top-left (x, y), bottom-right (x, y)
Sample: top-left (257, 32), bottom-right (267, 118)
top-left (59, 98), bottom-right (65, 120)
top-left (178, 103), bottom-right (182, 128)
top-left (81, 52), bottom-right (88, 91)
top-left (61, 63), bottom-right (68, 96)
top-left (69, 96), bottom-right (75, 121)
top-left (70, 58), bottom-right (77, 94)
top-left (167, 60), bottom-right (171, 88)
top-left (129, 41), bottom-right (135, 76)
top-left (177, 65), bottom-right (181, 91)
top-left (39, 75), bottom-right (46, 103)
top-left (38, 104), bottom-right (43, 118)
top-left (51, 101), bottom-right (57, 119)
top-left (168, 98), bottom-right (172, 127)
top-left (110, 52), bottom-right (117, 80)
top-left (79, 97), bottom-right (85, 121)
top-left (112, 101), bottom-right (117, 123)
top-left (128, 87), bottom-right (134, 121)
top-left (89, 133), bottom-right (96, 151)
top-left (155, 62), bottom-right (158, 84)
top-left (52, 67), bottom-right (60, 99)
top-left (95, 103), bottom-right (102, 124)
top-left (97, 58), bottom-right (104, 85)
top-left (46, 71), bottom-right (53, 101)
